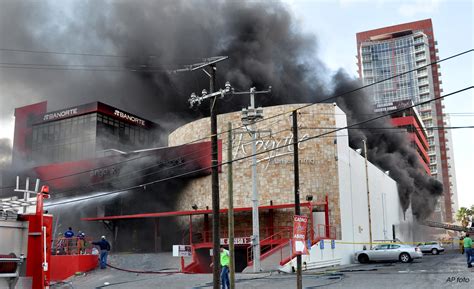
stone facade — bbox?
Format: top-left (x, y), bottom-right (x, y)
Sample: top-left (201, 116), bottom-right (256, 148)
top-left (169, 104), bottom-right (341, 238)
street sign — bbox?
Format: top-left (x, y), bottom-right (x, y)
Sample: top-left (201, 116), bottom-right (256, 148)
top-left (320, 239), bottom-right (324, 250)
top-left (331, 239), bottom-right (335, 249)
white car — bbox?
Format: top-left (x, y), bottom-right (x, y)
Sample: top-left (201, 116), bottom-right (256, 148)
top-left (417, 241), bottom-right (445, 255)
top-left (355, 244), bottom-right (423, 263)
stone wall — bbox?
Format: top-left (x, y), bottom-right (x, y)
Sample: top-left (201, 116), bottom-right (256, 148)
top-left (169, 104), bottom-right (341, 236)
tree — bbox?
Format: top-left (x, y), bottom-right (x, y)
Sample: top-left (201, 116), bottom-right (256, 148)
top-left (456, 207), bottom-right (473, 227)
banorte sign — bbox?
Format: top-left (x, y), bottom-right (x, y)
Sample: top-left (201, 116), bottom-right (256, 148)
top-left (43, 108), bottom-right (78, 121)
top-left (113, 109), bottom-right (146, 126)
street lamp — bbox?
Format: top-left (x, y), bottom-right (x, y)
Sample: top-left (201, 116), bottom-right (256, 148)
top-left (241, 87), bottom-right (264, 272)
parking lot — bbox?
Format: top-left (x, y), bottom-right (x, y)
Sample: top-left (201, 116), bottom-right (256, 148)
top-left (46, 249), bottom-right (473, 289)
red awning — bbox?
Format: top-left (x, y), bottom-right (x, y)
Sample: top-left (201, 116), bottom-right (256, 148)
top-left (82, 201), bottom-right (324, 221)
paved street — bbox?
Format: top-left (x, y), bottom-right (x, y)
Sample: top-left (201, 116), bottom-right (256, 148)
top-left (51, 250), bottom-right (474, 289)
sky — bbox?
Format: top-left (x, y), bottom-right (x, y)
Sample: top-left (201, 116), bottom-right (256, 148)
top-left (282, 0), bottom-right (473, 209)
top-left (0, 0), bottom-right (472, 209)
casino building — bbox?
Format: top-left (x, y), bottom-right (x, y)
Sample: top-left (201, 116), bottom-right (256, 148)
top-left (81, 103), bottom-right (416, 272)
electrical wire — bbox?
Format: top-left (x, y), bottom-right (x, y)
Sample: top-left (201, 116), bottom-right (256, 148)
top-left (40, 86), bottom-right (472, 208)
top-left (1, 49), bottom-right (471, 191)
top-left (0, 47), bottom-right (211, 64)
top-left (48, 124), bottom-right (474, 199)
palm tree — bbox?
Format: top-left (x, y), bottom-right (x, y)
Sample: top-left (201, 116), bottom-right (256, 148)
top-left (456, 207), bottom-right (473, 227)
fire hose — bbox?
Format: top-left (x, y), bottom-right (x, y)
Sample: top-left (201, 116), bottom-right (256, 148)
top-left (0, 253), bottom-right (18, 274)
top-left (105, 263), bottom-right (185, 274)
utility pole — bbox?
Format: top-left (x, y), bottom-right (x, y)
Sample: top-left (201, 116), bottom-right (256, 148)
top-left (292, 111), bottom-right (302, 289)
top-left (227, 122), bottom-right (235, 289)
top-left (186, 56), bottom-right (228, 289)
top-left (189, 77), bottom-right (230, 289)
top-left (209, 64), bottom-right (220, 289)
top-left (240, 87), bottom-right (270, 272)
top-left (190, 79), bottom-right (270, 282)
top-left (362, 139), bottom-right (373, 249)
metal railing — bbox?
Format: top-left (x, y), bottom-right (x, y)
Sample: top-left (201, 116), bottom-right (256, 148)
top-left (184, 226), bottom-right (293, 245)
top-left (246, 227), bottom-right (292, 264)
top-left (51, 237), bottom-right (95, 255)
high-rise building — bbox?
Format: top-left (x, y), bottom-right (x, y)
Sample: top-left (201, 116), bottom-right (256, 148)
top-left (356, 19), bottom-right (456, 222)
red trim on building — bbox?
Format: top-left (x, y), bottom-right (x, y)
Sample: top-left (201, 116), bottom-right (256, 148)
top-left (12, 101), bottom-right (47, 164)
top-left (391, 116), bottom-right (429, 150)
top-left (33, 140), bottom-right (219, 191)
top-left (81, 202), bottom-right (320, 221)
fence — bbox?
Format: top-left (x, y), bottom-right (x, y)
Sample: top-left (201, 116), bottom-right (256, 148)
top-left (51, 237), bottom-right (95, 255)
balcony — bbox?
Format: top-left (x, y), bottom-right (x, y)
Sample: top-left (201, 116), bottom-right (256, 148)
top-left (417, 69), bottom-right (428, 76)
top-left (415, 54), bottom-right (426, 61)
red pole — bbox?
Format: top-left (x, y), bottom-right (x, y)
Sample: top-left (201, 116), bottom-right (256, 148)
top-left (27, 185), bottom-right (51, 289)
top-left (325, 195), bottom-right (330, 238)
top-left (189, 215), bottom-right (193, 245)
top-left (309, 201), bottom-right (314, 243)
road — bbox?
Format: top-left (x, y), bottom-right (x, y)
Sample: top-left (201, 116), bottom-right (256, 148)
top-left (51, 250), bottom-right (473, 289)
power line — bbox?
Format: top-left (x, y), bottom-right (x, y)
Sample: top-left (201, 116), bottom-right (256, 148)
top-left (0, 47), bottom-right (213, 64)
top-left (239, 49), bottom-right (474, 131)
top-left (0, 47), bottom-right (130, 58)
top-left (37, 124), bottom-right (474, 197)
top-left (42, 86), bottom-right (473, 208)
top-left (2, 49), bottom-right (471, 191)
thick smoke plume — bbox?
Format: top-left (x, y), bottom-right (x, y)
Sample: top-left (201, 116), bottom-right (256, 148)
top-left (0, 0), bottom-right (442, 220)
top-left (333, 71), bottom-right (443, 220)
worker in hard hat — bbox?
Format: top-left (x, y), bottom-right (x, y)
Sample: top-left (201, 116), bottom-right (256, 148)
top-left (92, 236), bottom-right (111, 269)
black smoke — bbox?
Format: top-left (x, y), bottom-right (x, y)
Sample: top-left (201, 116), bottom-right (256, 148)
top-left (0, 0), bottom-right (442, 220)
top-left (333, 71), bottom-right (443, 220)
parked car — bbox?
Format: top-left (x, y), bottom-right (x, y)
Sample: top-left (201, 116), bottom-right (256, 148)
top-left (416, 241), bottom-right (445, 255)
top-left (355, 244), bottom-right (423, 263)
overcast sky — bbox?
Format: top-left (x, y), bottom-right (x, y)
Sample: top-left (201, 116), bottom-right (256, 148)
top-left (283, 0), bottom-right (473, 208)
top-left (0, 0), bottom-right (472, 209)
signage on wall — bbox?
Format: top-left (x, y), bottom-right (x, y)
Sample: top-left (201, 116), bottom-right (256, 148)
top-left (43, 108), bottom-right (78, 121)
top-left (220, 237), bottom-right (251, 245)
top-left (292, 215), bottom-right (309, 255)
top-left (114, 109), bottom-right (146, 126)
top-left (172, 245), bottom-right (192, 257)
top-left (38, 102), bottom-right (155, 128)
top-left (373, 99), bottom-right (413, 113)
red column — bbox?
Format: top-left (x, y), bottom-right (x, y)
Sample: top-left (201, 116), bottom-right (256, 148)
top-left (25, 186), bottom-right (52, 289)
top-left (325, 195), bottom-right (330, 238)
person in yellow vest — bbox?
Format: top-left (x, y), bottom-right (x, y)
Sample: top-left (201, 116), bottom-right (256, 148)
top-left (463, 233), bottom-right (473, 268)
top-left (210, 246), bottom-right (230, 289)
top-left (459, 237), bottom-right (464, 255)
